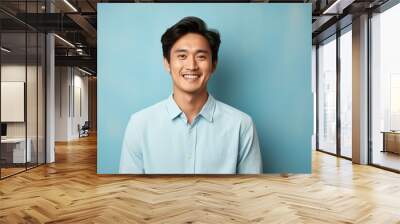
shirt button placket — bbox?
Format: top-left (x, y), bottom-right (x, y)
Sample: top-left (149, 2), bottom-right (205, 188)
top-left (187, 123), bottom-right (196, 173)
top-left (192, 125), bottom-right (197, 173)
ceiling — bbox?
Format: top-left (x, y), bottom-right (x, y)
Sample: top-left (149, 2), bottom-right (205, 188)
top-left (0, 0), bottom-right (393, 75)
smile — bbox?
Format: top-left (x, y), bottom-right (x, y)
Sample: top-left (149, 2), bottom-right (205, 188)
top-left (182, 74), bottom-right (200, 79)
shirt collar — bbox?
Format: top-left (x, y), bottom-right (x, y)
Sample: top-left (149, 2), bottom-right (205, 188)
top-left (166, 94), bottom-right (182, 120)
top-left (198, 94), bottom-right (216, 123)
top-left (165, 94), bottom-right (216, 123)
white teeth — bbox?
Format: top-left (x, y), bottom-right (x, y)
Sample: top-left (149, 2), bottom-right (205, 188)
top-left (183, 74), bottom-right (199, 79)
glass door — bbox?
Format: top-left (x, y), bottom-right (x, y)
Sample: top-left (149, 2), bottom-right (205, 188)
top-left (317, 35), bottom-right (337, 155)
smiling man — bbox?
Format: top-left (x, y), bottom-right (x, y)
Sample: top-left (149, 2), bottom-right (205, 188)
top-left (119, 16), bottom-right (262, 174)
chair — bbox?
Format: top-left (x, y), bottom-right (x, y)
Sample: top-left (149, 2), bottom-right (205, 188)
top-left (79, 121), bottom-right (90, 138)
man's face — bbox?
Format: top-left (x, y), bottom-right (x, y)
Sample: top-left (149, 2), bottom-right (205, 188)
top-left (164, 33), bottom-right (216, 96)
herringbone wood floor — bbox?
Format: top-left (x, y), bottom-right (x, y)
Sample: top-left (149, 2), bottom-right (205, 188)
top-left (1, 134), bottom-right (400, 224)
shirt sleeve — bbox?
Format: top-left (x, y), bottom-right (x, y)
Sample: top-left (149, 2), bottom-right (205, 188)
top-left (119, 115), bottom-right (144, 174)
top-left (237, 118), bottom-right (263, 174)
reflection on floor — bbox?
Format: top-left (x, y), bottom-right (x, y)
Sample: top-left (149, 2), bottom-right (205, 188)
top-left (0, 167), bottom-right (25, 177)
top-left (341, 147), bottom-right (352, 158)
top-left (0, 162), bottom-right (41, 178)
top-left (373, 150), bottom-right (400, 171)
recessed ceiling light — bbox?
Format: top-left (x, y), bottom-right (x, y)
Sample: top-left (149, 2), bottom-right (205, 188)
top-left (63, 0), bottom-right (78, 12)
top-left (54, 34), bottom-right (75, 48)
top-left (78, 67), bottom-right (93, 76)
top-left (1, 47), bottom-right (11, 53)
top-left (322, 0), bottom-right (354, 15)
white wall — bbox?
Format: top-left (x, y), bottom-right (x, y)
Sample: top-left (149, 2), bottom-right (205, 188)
top-left (1, 65), bottom-right (26, 135)
top-left (1, 63), bottom-right (46, 164)
top-left (1, 65), bottom-right (42, 137)
top-left (71, 72), bottom-right (89, 139)
top-left (55, 66), bottom-right (69, 141)
top-left (55, 67), bottom-right (89, 141)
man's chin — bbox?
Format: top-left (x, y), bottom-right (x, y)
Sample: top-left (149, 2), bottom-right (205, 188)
top-left (179, 87), bottom-right (204, 95)
top-left (182, 89), bottom-right (201, 95)
top-left (173, 83), bottom-right (206, 96)
top-left (178, 84), bottom-right (199, 92)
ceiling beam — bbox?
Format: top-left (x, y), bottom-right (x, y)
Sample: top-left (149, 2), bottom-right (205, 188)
top-left (67, 13), bottom-right (97, 46)
top-left (55, 55), bottom-right (96, 70)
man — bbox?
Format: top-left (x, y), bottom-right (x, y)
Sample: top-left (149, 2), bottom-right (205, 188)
top-left (120, 16), bottom-right (262, 174)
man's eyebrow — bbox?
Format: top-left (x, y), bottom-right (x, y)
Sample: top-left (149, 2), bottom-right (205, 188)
top-left (196, 49), bottom-right (210, 54)
top-left (173, 49), bottom-right (188, 53)
top-left (173, 49), bottom-right (210, 54)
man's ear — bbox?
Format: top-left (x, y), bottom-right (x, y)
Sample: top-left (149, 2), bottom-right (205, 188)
top-left (163, 57), bottom-right (171, 73)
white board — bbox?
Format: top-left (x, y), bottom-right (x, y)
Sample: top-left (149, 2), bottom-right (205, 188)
top-left (1, 82), bottom-right (25, 122)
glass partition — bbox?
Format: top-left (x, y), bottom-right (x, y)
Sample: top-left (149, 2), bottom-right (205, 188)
top-left (0, 1), bottom-right (46, 179)
top-left (317, 35), bottom-right (337, 155)
top-left (371, 3), bottom-right (400, 171)
top-left (1, 31), bottom-right (28, 177)
top-left (38, 32), bottom-right (45, 165)
top-left (27, 31), bottom-right (38, 169)
top-left (339, 28), bottom-right (352, 158)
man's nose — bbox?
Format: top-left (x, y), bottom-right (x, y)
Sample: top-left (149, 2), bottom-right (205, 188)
top-left (186, 56), bottom-right (199, 70)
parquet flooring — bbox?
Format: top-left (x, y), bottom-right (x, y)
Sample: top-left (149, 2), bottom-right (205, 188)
top-left (0, 167), bottom-right (26, 178)
top-left (1, 134), bottom-right (400, 223)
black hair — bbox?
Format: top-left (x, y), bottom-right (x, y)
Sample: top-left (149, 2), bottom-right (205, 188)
top-left (161, 16), bottom-right (221, 64)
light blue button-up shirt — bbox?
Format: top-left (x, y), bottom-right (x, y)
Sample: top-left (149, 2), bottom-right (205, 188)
top-left (119, 94), bottom-right (262, 174)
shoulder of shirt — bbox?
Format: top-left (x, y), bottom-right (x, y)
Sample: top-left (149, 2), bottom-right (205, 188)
top-left (214, 99), bottom-right (254, 127)
top-left (127, 99), bottom-right (167, 125)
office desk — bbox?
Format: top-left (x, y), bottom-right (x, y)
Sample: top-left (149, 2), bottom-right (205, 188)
top-left (381, 131), bottom-right (400, 154)
top-left (1, 138), bottom-right (32, 163)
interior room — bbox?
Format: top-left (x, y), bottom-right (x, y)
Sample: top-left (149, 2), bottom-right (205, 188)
top-left (0, 0), bottom-right (399, 223)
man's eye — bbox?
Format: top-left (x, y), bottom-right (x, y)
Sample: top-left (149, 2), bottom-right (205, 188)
top-left (177, 54), bottom-right (186, 59)
top-left (197, 55), bottom-right (206, 60)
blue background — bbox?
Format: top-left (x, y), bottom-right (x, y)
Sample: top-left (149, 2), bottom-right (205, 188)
top-left (98, 3), bottom-right (312, 174)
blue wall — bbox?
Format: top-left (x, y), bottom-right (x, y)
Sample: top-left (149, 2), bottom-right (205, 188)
top-left (98, 3), bottom-right (312, 174)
